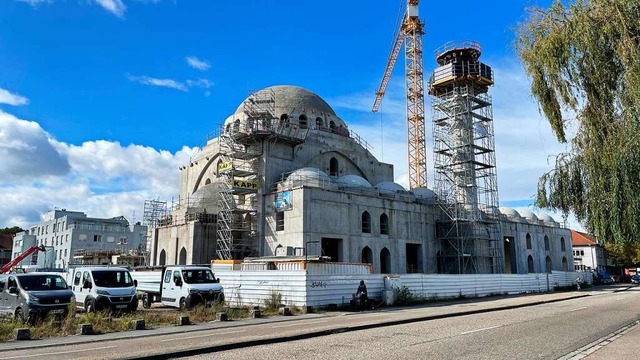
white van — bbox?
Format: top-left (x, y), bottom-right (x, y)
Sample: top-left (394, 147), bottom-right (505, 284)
top-left (67, 267), bottom-right (138, 312)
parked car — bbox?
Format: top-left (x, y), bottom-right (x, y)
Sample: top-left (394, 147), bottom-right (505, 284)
top-left (600, 274), bottom-right (614, 284)
top-left (0, 273), bottom-right (74, 323)
top-left (631, 275), bottom-right (640, 285)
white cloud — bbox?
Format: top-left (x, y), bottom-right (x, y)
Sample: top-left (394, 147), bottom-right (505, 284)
top-left (128, 74), bottom-right (214, 92)
top-left (0, 109), bottom-right (195, 229)
top-left (127, 74), bottom-right (188, 91)
top-left (0, 87), bottom-right (29, 106)
top-left (16, 0), bottom-right (52, 7)
top-left (94, 0), bottom-right (126, 18)
top-left (186, 56), bottom-right (211, 71)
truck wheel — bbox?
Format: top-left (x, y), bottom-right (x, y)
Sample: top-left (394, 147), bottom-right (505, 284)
top-left (179, 297), bottom-right (188, 312)
top-left (142, 294), bottom-right (150, 309)
top-left (14, 308), bottom-right (24, 323)
top-left (85, 299), bottom-right (95, 313)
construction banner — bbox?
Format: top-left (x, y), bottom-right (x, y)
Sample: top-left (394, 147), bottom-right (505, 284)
top-left (217, 161), bottom-right (233, 173)
top-left (232, 179), bottom-right (259, 191)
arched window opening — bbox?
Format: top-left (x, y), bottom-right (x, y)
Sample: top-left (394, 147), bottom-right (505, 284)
top-left (561, 237), bottom-right (566, 252)
top-left (526, 233), bottom-right (532, 250)
top-left (380, 247), bottom-right (391, 273)
top-left (544, 235), bottom-right (550, 251)
top-left (380, 213), bottom-right (389, 235)
top-left (205, 178), bottom-right (212, 185)
top-left (527, 255), bottom-right (535, 273)
top-left (179, 247), bottom-right (187, 265)
top-left (329, 157), bottom-right (339, 177)
top-left (298, 114), bottom-right (308, 128)
top-left (247, 118), bottom-right (254, 131)
top-left (562, 257), bottom-right (568, 271)
top-left (329, 120), bottom-right (336, 129)
top-left (159, 250), bottom-right (166, 266)
top-left (233, 119), bottom-right (240, 132)
top-left (316, 117), bottom-right (323, 127)
top-left (225, 124), bottom-right (231, 133)
top-left (361, 211), bottom-right (371, 233)
top-left (280, 114), bottom-right (289, 122)
top-left (361, 246), bottom-right (372, 264)
top-left (545, 256), bottom-right (552, 273)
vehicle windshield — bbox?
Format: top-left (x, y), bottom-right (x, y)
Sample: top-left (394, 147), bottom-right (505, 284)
top-left (17, 275), bottom-right (68, 291)
top-left (182, 269), bottom-right (217, 284)
top-left (92, 271), bottom-right (133, 288)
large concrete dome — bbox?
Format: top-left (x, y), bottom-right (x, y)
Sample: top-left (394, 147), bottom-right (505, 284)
top-left (226, 85), bottom-right (347, 129)
top-left (518, 210), bottom-right (539, 221)
top-left (499, 207), bottom-right (523, 220)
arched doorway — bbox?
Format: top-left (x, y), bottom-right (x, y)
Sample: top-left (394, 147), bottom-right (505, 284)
top-left (545, 256), bottom-right (552, 273)
top-left (329, 157), bottom-right (339, 176)
top-left (179, 247), bottom-right (187, 265)
top-left (380, 247), bottom-right (391, 273)
top-left (159, 250), bottom-right (166, 266)
top-left (527, 255), bottom-right (535, 273)
top-left (361, 246), bottom-right (372, 264)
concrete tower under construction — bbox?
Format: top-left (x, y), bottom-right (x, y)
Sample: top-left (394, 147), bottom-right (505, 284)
top-left (429, 41), bottom-right (503, 274)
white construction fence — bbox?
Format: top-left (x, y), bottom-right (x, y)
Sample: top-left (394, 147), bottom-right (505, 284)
top-left (213, 268), bottom-right (592, 308)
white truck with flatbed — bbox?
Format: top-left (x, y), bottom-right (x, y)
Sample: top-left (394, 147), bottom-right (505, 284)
top-left (131, 265), bottom-right (224, 311)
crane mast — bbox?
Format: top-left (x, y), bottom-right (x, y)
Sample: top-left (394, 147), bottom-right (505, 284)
top-left (372, 0), bottom-right (427, 189)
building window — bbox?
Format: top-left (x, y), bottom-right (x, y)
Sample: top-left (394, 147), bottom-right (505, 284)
top-left (64, 249), bottom-right (67, 258)
top-left (329, 157), bottom-right (339, 176)
top-left (233, 119), bottom-right (240, 132)
top-left (275, 212), bottom-right (284, 231)
top-left (361, 211), bottom-right (371, 233)
top-left (380, 213), bottom-right (389, 235)
top-left (562, 257), bottom-right (568, 271)
top-left (316, 117), bottom-right (323, 127)
top-left (581, 250), bottom-right (584, 256)
top-left (93, 234), bottom-right (102, 242)
top-left (527, 255), bottom-right (535, 273)
top-left (299, 114), bottom-right (308, 128)
top-left (526, 233), bottom-right (532, 250)
top-left (280, 114), bottom-right (289, 122)
top-left (560, 237), bottom-right (566, 252)
top-left (545, 256), bottom-right (552, 273)
top-left (380, 247), bottom-right (391, 273)
top-left (361, 246), bottom-right (372, 264)
top-left (329, 120), bottom-right (335, 129)
top-left (544, 235), bottom-right (550, 251)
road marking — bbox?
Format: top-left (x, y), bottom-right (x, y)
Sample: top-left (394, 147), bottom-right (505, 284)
top-left (569, 307), bottom-right (588, 312)
top-left (0, 345), bottom-right (116, 359)
top-left (159, 330), bottom-right (243, 342)
top-left (460, 325), bottom-right (502, 335)
top-left (272, 320), bottom-right (327, 328)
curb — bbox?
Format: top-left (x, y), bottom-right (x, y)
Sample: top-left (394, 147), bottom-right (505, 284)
top-left (558, 319), bottom-right (640, 360)
top-left (128, 294), bottom-right (591, 360)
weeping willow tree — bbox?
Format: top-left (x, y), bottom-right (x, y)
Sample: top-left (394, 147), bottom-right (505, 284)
top-left (516, 0), bottom-right (640, 245)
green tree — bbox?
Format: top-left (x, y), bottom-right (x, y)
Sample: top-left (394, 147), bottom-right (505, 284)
top-left (605, 242), bottom-right (640, 268)
top-left (0, 227), bottom-right (24, 236)
top-left (516, 0), bottom-right (640, 245)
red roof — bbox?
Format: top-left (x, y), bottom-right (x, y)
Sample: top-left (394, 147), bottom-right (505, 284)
top-left (571, 230), bottom-right (597, 246)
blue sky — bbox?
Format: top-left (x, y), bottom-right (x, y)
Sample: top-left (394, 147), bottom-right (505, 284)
top-left (1, 0), bottom-right (579, 229)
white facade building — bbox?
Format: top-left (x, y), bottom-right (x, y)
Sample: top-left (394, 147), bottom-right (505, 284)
top-left (571, 230), bottom-right (607, 271)
top-left (11, 210), bottom-right (147, 269)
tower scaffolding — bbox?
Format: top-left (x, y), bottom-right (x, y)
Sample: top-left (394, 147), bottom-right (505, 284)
top-left (429, 41), bottom-right (503, 274)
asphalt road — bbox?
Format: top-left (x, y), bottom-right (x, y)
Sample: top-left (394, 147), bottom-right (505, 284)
top-left (0, 288), bottom-right (638, 359)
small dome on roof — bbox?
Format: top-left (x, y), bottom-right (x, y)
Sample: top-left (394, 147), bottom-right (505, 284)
top-left (337, 175), bottom-right (372, 188)
top-left (499, 207), bottom-right (523, 219)
top-left (285, 167), bottom-right (332, 188)
top-left (375, 181), bottom-right (406, 194)
top-left (537, 212), bottom-right (558, 225)
top-left (518, 210), bottom-right (539, 221)
top-left (190, 183), bottom-right (223, 213)
top-left (412, 187), bottom-right (436, 200)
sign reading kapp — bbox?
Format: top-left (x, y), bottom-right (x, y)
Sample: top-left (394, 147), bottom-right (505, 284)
top-left (233, 179), bottom-right (259, 191)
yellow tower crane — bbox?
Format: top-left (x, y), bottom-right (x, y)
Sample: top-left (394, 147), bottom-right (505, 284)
top-left (372, 0), bottom-right (426, 189)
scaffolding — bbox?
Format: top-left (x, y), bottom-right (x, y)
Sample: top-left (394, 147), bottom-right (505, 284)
top-left (429, 41), bottom-right (503, 274)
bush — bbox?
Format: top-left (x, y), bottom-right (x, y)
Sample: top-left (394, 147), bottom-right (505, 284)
top-left (393, 285), bottom-right (413, 306)
top-left (264, 290), bottom-right (282, 312)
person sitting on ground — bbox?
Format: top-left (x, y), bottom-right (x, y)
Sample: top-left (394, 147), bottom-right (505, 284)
top-left (356, 280), bottom-right (368, 307)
